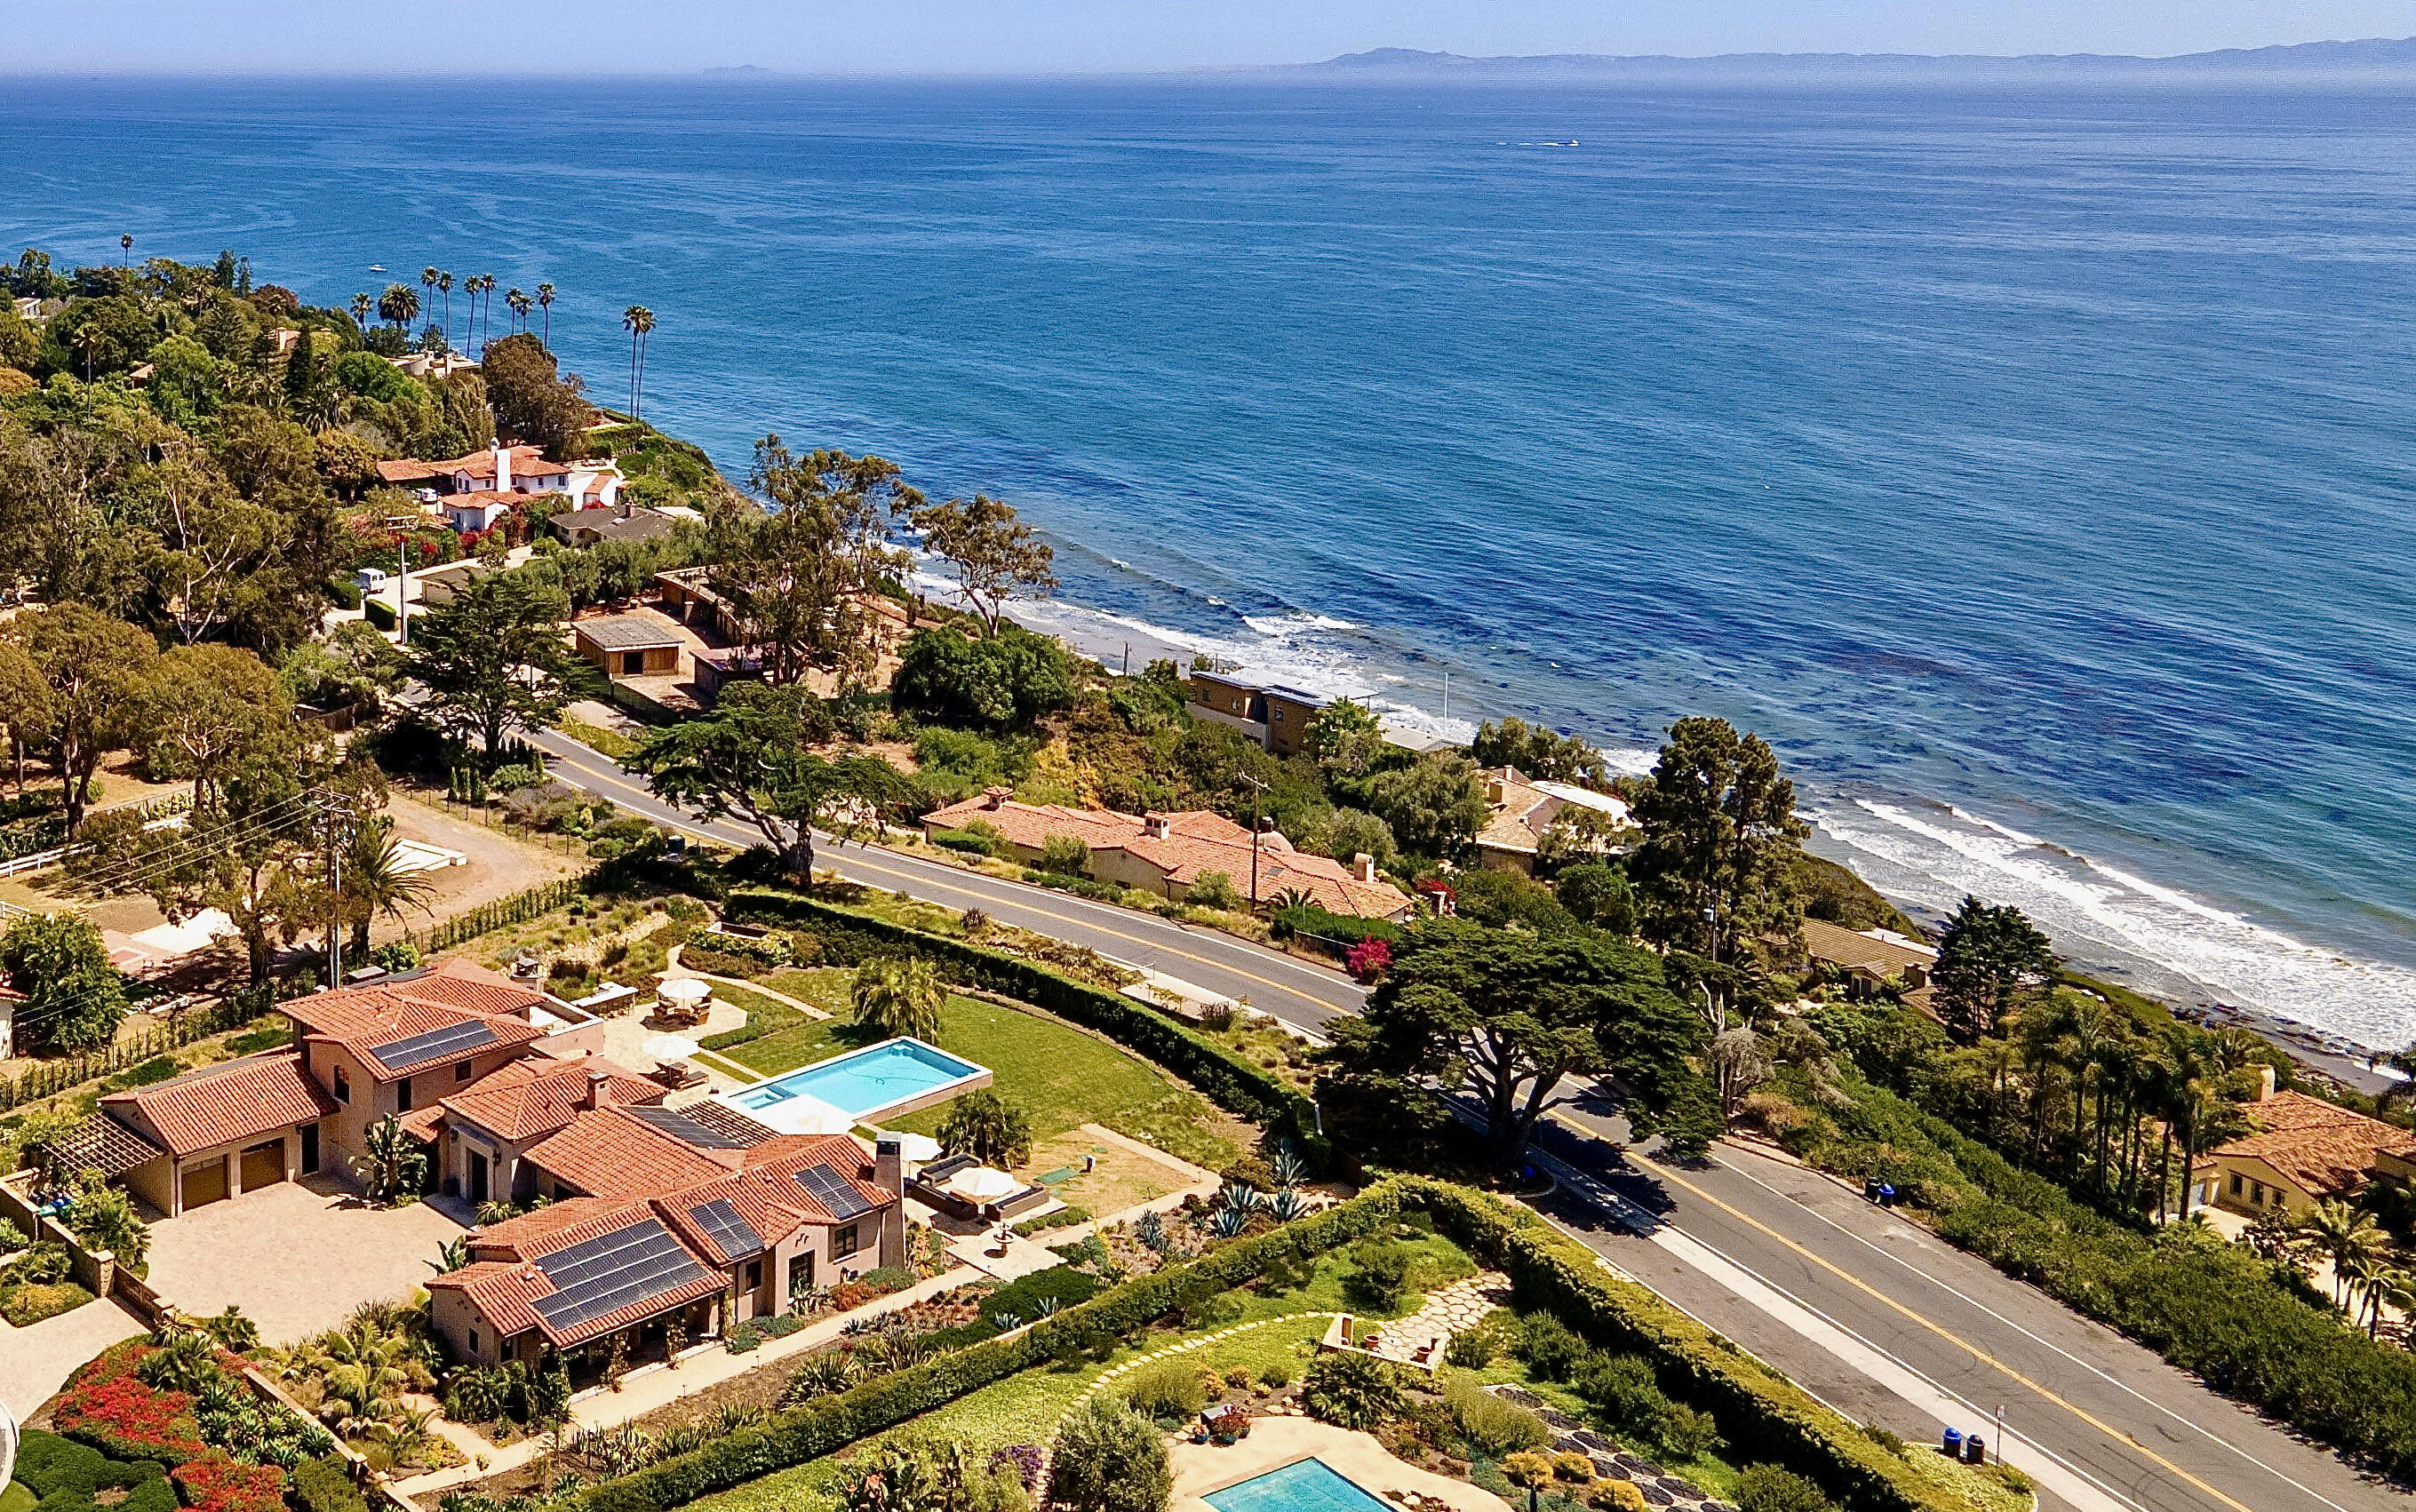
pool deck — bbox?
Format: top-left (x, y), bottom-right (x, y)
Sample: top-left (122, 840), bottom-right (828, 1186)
top-left (1175, 1417), bottom-right (1511, 1512)
top-left (721, 1035), bottom-right (993, 1129)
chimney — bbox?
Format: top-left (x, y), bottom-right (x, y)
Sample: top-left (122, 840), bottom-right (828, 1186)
top-left (2255, 1063), bottom-right (2276, 1102)
top-left (1144, 814), bottom-right (1170, 840)
top-left (980, 784), bottom-right (1011, 811)
top-left (1353, 853), bottom-right (1376, 883)
top-left (583, 1067), bottom-right (609, 1111)
top-left (492, 444), bottom-right (513, 493)
top-left (617, 502), bottom-right (634, 521)
top-left (875, 1134), bottom-right (905, 1198)
top-left (1487, 779), bottom-right (1506, 805)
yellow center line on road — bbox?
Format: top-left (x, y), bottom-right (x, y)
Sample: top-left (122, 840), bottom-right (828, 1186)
top-left (1624, 1146), bottom-right (2259, 1512)
top-left (545, 746), bottom-right (1355, 1023)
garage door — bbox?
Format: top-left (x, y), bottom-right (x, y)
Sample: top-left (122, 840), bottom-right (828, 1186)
top-left (182, 1160), bottom-right (228, 1209)
top-left (240, 1141), bottom-right (285, 1191)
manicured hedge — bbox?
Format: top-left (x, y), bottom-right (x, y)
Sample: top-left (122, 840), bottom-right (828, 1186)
top-left (725, 888), bottom-right (1324, 1158)
top-left (1270, 903), bottom-right (1404, 960)
top-left (288, 1458), bottom-right (366, 1512)
top-left (1400, 1179), bottom-right (2021, 1512)
top-left (11, 1430), bottom-right (177, 1512)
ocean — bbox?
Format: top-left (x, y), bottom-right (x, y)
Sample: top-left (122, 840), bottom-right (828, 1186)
top-left (2, 75), bottom-right (2408, 1046)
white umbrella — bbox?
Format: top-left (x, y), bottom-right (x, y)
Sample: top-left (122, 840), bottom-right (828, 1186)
top-left (947, 1166), bottom-right (1020, 1203)
top-left (881, 1131), bottom-right (942, 1165)
top-left (659, 978), bottom-right (713, 1007)
top-left (642, 1033), bottom-right (699, 1061)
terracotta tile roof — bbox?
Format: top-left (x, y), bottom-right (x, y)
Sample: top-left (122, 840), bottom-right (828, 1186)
top-left (284, 960), bottom-right (550, 1081)
top-left (919, 796), bottom-right (1412, 919)
top-left (519, 1105), bottom-right (738, 1198)
top-left (1472, 768), bottom-right (1631, 858)
top-left (2200, 1091), bottom-right (2416, 1200)
top-left (468, 1196), bottom-right (634, 1260)
top-left (375, 459), bottom-right (442, 484)
top-left (652, 1134), bottom-right (892, 1262)
top-left (1799, 919), bottom-right (1938, 979)
top-left (431, 1198), bottom-right (730, 1348)
top-left (398, 1105), bottom-right (446, 1142)
top-left (100, 1052), bottom-right (337, 1158)
top-left (439, 1054), bottom-right (664, 1142)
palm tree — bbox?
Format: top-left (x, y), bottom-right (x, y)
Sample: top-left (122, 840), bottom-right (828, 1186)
top-left (350, 1113), bottom-right (427, 1206)
top-left (507, 287), bottom-right (531, 333)
top-left (2364, 1264), bottom-right (2416, 1340)
top-left (348, 291), bottom-right (371, 330)
top-left (120, 233), bottom-right (132, 267)
top-left (71, 322), bottom-right (105, 382)
top-left (342, 818), bottom-right (442, 956)
top-left (420, 266), bottom-right (439, 335)
top-left (621, 305), bottom-right (654, 418)
top-left (378, 283), bottom-right (419, 333)
top-left (476, 274), bottom-right (497, 350)
top-left (537, 283), bottom-right (555, 348)
top-left (2300, 1199), bottom-right (2389, 1309)
top-left (435, 270), bottom-right (453, 351)
top-left (850, 955), bottom-right (944, 1042)
top-left (427, 1236), bottom-right (471, 1275)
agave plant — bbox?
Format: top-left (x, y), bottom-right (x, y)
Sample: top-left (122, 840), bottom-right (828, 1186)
top-left (1266, 1188), bottom-right (1310, 1223)
top-left (1134, 1210), bottom-right (1168, 1251)
top-left (654, 1424), bottom-right (711, 1460)
top-left (140, 1327), bottom-right (225, 1393)
top-left (779, 1351), bottom-right (860, 1406)
top-left (1032, 1295), bottom-right (1063, 1319)
top-left (578, 1424), bottom-right (653, 1477)
top-left (1218, 1180), bottom-right (1262, 1214)
top-left (714, 1403), bottom-right (769, 1436)
top-left (1267, 1143), bottom-right (1309, 1190)
top-left (990, 1312), bottom-right (1023, 1333)
top-left (1211, 1206), bottom-right (1251, 1239)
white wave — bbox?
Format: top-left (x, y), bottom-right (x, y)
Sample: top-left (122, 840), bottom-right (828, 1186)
top-left (1243, 611), bottom-right (1359, 635)
top-left (1817, 800), bottom-right (2416, 1051)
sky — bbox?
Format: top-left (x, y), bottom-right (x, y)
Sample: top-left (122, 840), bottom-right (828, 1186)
top-left (2, 0), bottom-right (2408, 76)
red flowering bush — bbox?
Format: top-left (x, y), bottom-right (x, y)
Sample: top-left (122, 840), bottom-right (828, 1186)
top-left (172, 1452), bottom-right (284, 1512)
top-left (1345, 935), bottom-right (1391, 983)
top-left (54, 1373), bottom-right (207, 1465)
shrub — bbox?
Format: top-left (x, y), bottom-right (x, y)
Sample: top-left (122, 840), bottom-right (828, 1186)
top-left (1256, 1358), bottom-right (1295, 1389)
top-left (1048, 1397), bottom-right (1171, 1512)
top-left (1661, 1403), bottom-right (1724, 1460)
top-left (1443, 1324), bottom-right (1498, 1369)
top-left (7, 1239), bottom-right (73, 1285)
top-left (980, 1264), bottom-right (1102, 1325)
top-left (1590, 1482), bottom-right (1647, 1512)
top-left (291, 1457), bottom-right (368, 1512)
top-left (1574, 1349), bottom-right (1669, 1440)
top-left (931, 827), bottom-right (997, 857)
top-left (1735, 1464), bottom-right (1836, 1512)
top-left (1011, 1205), bottom-right (1089, 1237)
top-left (3, 1280), bottom-right (94, 1325)
top-left (1123, 1360), bottom-right (1208, 1422)
top-left (1302, 1351), bottom-right (1404, 1431)
top-left (1344, 1239), bottom-right (1414, 1311)
top-left (171, 1452), bottom-right (283, 1512)
top-left (12, 1429), bottom-right (179, 1512)
top-left (1037, 834), bottom-right (1090, 877)
top-left (1185, 872), bottom-right (1242, 911)
top-left (1446, 1378), bottom-right (1550, 1457)
top-left (1515, 1312), bottom-right (1586, 1382)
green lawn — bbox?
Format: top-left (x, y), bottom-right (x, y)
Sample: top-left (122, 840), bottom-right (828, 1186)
top-left (722, 991), bottom-right (1246, 1172)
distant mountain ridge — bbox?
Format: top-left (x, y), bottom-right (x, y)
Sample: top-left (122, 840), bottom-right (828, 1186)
top-left (1292, 38), bottom-right (2414, 76)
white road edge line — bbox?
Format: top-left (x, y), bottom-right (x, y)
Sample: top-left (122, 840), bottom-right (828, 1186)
top-left (1707, 1147), bottom-right (2364, 1512)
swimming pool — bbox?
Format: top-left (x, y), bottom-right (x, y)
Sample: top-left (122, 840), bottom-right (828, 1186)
top-left (720, 1038), bottom-right (991, 1133)
top-left (1204, 1459), bottom-right (1393, 1512)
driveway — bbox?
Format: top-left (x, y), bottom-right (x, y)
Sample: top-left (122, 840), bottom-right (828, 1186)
top-left (0, 1292), bottom-right (145, 1419)
top-left (141, 1174), bottom-right (466, 1346)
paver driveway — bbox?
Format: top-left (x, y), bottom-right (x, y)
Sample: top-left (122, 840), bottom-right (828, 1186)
top-left (141, 1174), bottom-right (466, 1345)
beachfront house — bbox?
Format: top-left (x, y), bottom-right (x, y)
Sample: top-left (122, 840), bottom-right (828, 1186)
top-left (2191, 1077), bottom-right (2416, 1218)
top-left (1471, 765), bottom-right (1632, 875)
top-left (1184, 671), bottom-right (1327, 758)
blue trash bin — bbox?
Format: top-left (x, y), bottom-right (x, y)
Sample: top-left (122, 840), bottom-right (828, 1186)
top-left (1942, 1428), bottom-right (1963, 1458)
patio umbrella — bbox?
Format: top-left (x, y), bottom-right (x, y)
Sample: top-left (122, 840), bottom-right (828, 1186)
top-left (947, 1166), bottom-right (1020, 1203)
top-left (878, 1131), bottom-right (943, 1165)
top-left (658, 978), bottom-right (713, 1008)
top-left (641, 1033), bottom-right (699, 1061)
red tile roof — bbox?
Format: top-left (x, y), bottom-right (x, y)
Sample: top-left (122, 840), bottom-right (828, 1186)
top-left (439, 1054), bottom-right (664, 1142)
top-left (519, 1105), bottom-right (737, 1198)
top-left (2199, 1091), bottom-right (2416, 1200)
top-left (375, 459), bottom-right (442, 484)
top-left (284, 959), bottom-right (550, 1081)
top-left (431, 1198), bottom-right (731, 1348)
top-left (100, 1052), bottom-right (337, 1158)
top-left (652, 1134), bottom-right (892, 1261)
top-left (468, 1196), bottom-right (634, 1260)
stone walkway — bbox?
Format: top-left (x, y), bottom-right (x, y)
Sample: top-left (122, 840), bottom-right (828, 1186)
top-left (1491, 1387), bottom-right (1734, 1512)
top-left (1369, 1271), bottom-right (1510, 1366)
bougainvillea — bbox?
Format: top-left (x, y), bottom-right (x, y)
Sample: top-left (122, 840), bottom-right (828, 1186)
top-left (171, 1452), bottom-right (285, 1512)
top-left (1345, 935), bottom-right (1392, 983)
top-left (53, 1373), bottom-right (207, 1465)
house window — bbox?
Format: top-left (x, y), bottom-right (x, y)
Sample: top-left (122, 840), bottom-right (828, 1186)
top-left (456, 1061), bottom-right (474, 1082)
top-left (1271, 707), bottom-right (1284, 721)
top-left (831, 1223), bottom-right (861, 1260)
top-left (745, 1260), bottom-right (762, 1291)
top-left (396, 1076), bottom-right (413, 1112)
top-left (469, 1330), bottom-right (481, 1355)
top-left (332, 1064), bottom-right (350, 1104)
top-left (2251, 1182), bottom-right (2265, 1205)
top-left (2229, 1174), bottom-right (2243, 1198)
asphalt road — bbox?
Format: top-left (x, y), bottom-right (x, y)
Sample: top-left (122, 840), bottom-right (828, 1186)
top-left (529, 729), bottom-right (1366, 1034)
top-left (532, 728), bottom-right (2398, 1512)
top-left (1530, 1107), bottom-right (2405, 1512)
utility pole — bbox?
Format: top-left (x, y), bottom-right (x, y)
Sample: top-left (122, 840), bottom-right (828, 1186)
top-left (396, 537), bottom-right (410, 645)
top-left (1441, 670), bottom-right (1449, 725)
top-left (1240, 771), bottom-right (1269, 913)
top-left (316, 790), bottom-right (350, 988)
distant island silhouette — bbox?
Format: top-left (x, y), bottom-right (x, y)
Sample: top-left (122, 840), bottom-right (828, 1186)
top-left (1277, 38), bottom-right (2413, 76)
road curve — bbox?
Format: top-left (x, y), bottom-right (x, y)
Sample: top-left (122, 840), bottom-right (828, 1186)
top-left (528, 729), bottom-right (1366, 1033)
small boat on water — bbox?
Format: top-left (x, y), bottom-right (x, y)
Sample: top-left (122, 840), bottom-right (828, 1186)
top-left (369, 264), bottom-right (386, 273)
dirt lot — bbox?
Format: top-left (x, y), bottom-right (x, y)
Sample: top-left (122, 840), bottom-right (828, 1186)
top-left (371, 792), bottom-right (586, 947)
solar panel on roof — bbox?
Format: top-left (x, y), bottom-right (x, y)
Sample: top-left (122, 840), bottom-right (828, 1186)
top-left (530, 1218), bottom-right (709, 1333)
top-left (369, 1019), bottom-right (498, 1070)
top-left (687, 1198), bottom-right (758, 1262)
top-left (794, 1163), bottom-right (875, 1222)
top-left (623, 1104), bottom-right (750, 1150)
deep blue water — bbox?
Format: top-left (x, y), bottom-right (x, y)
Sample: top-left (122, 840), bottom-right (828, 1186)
top-left (2, 76), bottom-right (2408, 1042)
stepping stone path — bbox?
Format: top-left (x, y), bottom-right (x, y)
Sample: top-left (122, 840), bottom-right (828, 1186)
top-left (1368, 1271), bottom-right (1511, 1364)
top-left (1489, 1388), bottom-right (1735, 1512)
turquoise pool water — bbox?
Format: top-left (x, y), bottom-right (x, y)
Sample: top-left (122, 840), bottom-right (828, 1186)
top-left (1205, 1459), bottom-right (1391, 1512)
top-left (729, 1039), bottom-right (985, 1122)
